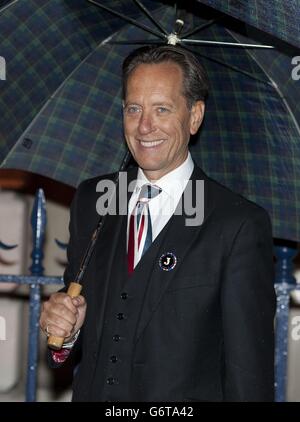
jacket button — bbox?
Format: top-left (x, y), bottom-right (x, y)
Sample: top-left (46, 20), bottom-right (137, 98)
top-left (116, 313), bottom-right (125, 320)
top-left (113, 334), bottom-right (120, 342)
top-left (110, 355), bottom-right (118, 363)
top-left (121, 292), bottom-right (128, 300)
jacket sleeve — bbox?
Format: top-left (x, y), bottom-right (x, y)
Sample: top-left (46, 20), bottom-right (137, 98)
top-left (221, 209), bottom-right (276, 401)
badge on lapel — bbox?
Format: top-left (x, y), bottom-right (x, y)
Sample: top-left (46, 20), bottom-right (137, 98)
top-left (159, 252), bottom-right (177, 271)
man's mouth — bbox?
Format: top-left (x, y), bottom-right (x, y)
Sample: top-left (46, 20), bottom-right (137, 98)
top-left (139, 139), bottom-right (164, 148)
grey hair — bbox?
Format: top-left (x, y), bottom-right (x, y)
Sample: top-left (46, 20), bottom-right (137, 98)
top-left (122, 45), bottom-right (209, 109)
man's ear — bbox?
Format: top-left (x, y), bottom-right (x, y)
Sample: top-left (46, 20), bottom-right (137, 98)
top-left (190, 101), bottom-right (205, 135)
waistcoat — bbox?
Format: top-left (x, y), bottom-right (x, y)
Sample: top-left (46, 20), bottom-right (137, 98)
top-left (86, 212), bottom-right (170, 401)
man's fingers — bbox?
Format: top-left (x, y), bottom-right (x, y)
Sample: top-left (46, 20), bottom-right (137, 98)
top-left (44, 301), bottom-right (78, 326)
top-left (39, 292), bottom-right (86, 339)
top-left (43, 308), bottom-right (76, 338)
top-left (72, 295), bottom-right (86, 308)
top-left (48, 306), bottom-right (77, 326)
top-left (45, 322), bottom-right (74, 339)
top-left (52, 293), bottom-right (77, 313)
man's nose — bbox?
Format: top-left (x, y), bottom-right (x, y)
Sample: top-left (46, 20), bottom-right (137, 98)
top-left (137, 112), bottom-right (154, 135)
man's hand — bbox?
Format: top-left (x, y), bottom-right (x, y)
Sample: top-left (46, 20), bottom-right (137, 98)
top-left (40, 292), bottom-right (87, 343)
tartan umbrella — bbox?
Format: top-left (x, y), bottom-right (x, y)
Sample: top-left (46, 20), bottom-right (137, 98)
top-left (0, 0), bottom-right (300, 241)
top-left (197, 0), bottom-right (300, 49)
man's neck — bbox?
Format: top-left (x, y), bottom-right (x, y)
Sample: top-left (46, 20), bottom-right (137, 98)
top-left (141, 152), bottom-right (192, 183)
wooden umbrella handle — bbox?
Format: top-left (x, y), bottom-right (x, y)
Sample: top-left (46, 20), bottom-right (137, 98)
top-left (47, 282), bottom-right (82, 350)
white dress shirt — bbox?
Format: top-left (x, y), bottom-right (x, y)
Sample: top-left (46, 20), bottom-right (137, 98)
top-left (127, 152), bottom-right (194, 262)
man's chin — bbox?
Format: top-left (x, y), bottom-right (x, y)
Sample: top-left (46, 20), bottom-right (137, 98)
top-left (135, 160), bottom-right (163, 174)
top-left (139, 165), bottom-right (169, 181)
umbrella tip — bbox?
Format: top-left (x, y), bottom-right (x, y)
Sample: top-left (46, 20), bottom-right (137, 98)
top-left (175, 18), bottom-right (184, 28)
top-left (167, 19), bottom-right (184, 45)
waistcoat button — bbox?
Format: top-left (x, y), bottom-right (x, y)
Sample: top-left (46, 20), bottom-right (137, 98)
top-left (113, 334), bottom-right (120, 342)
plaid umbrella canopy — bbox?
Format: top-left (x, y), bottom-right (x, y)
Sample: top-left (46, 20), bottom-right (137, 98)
top-left (0, 0), bottom-right (300, 241)
top-left (197, 0), bottom-right (300, 49)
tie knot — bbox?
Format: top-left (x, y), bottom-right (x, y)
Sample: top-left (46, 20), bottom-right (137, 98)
top-left (138, 184), bottom-right (161, 203)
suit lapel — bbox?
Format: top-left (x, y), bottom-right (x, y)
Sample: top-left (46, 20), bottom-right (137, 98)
top-left (134, 165), bottom-right (215, 343)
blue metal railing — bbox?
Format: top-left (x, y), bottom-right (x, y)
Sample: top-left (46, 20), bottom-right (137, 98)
top-left (0, 188), bottom-right (299, 401)
top-left (274, 242), bottom-right (300, 402)
top-left (0, 189), bottom-right (63, 402)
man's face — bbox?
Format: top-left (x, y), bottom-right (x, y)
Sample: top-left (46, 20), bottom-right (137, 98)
top-left (123, 62), bottom-right (205, 180)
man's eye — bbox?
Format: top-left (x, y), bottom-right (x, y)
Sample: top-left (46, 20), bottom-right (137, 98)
top-left (125, 105), bottom-right (141, 114)
top-left (157, 107), bottom-right (169, 113)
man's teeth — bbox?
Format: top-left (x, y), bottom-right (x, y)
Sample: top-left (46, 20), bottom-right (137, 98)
top-left (140, 140), bottom-right (164, 148)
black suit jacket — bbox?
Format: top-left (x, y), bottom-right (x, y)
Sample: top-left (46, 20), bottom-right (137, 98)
top-left (61, 165), bottom-right (276, 402)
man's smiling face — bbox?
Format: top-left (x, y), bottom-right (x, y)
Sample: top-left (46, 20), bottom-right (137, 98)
top-left (123, 62), bottom-right (204, 180)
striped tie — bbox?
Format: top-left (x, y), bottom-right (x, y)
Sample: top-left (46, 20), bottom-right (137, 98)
top-left (128, 184), bottom-right (161, 274)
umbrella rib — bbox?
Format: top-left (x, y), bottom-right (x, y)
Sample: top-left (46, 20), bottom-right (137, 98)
top-left (0, 0), bottom-right (19, 14)
top-left (272, 83), bottom-right (300, 137)
top-left (110, 40), bottom-right (161, 45)
top-left (182, 19), bottom-right (218, 38)
top-left (182, 44), bottom-right (273, 87)
top-left (181, 39), bottom-right (274, 48)
top-left (1, 34), bottom-right (118, 166)
top-left (133, 0), bottom-right (168, 36)
top-left (87, 0), bottom-right (165, 40)
top-left (226, 32), bottom-right (300, 137)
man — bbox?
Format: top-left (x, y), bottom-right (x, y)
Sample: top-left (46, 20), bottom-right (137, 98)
top-left (40, 45), bottom-right (276, 401)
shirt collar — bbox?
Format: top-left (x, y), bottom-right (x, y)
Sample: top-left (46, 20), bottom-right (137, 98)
top-left (135, 152), bottom-right (194, 198)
